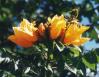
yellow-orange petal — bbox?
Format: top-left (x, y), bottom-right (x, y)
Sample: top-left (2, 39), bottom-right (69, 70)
top-left (60, 28), bottom-right (66, 41)
top-left (51, 15), bottom-right (58, 24)
top-left (59, 15), bottom-right (64, 20)
top-left (38, 23), bottom-right (45, 37)
top-left (20, 19), bottom-right (30, 28)
top-left (78, 26), bottom-right (90, 34)
top-left (50, 23), bottom-right (62, 39)
top-left (48, 17), bottom-right (51, 23)
top-left (13, 27), bottom-right (38, 42)
top-left (49, 15), bottom-right (66, 39)
top-left (13, 27), bottom-right (32, 36)
top-left (64, 25), bottom-right (79, 42)
top-left (63, 37), bottom-right (75, 45)
top-left (8, 35), bottom-right (33, 48)
top-left (71, 37), bottom-right (90, 46)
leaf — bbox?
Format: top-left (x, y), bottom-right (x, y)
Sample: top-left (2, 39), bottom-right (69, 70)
top-left (24, 67), bottom-right (30, 74)
top-left (89, 29), bottom-right (98, 39)
top-left (0, 57), bottom-right (5, 63)
top-left (17, 47), bottom-right (36, 55)
top-left (94, 48), bottom-right (99, 63)
top-left (55, 41), bottom-right (65, 52)
top-left (64, 63), bottom-right (77, 75)
top-left (0, 71), bottom-right (15, 77)
top-left (82, 52), bottom-right (97, 70)
top-left (69, 46), bottom-right (81, 57)
top-left (17, 44), bottom-right (48, 55)
top-left (47, 64), bottom-right (53, 73)
top-left (96, 55), bottom-right (99, 63)
top-left (49, 54), bottom-right (53, 60)
top-left (82, 57), bottom-right (96, 70)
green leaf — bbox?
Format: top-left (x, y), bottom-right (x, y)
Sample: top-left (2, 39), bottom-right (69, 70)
top-left (17, 47), bottom-right (37, 55)
top-left (17, 44), bottom-right (48, 55)
top-left (96, 55), bottom-right (99, 63)
top-left (0, 71), bottom-right (15, 77)
top-left (89, 29), bottom-right (98, 39)
top-left (86, 3), bottom-right (92, 11)
top-left (94, 48), bottom-right (99, 63)
top-left (55, 41), bottom-right (65, 52)
top-left (69, 46), bottom-right (81, 57)
top-left (64, 63), bottom-right (77, 75)
top-left (82, 52), bottom-right (97, 70)
top-left (82, 57), bottom-right (96, 70)
top-left (49, 54), bottom-right (53, 60)
top-left (47, 64), bottom-right (53, 73)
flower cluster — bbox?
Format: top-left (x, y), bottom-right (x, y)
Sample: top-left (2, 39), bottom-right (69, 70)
top-left (8, 15), bottom-right (90, 48)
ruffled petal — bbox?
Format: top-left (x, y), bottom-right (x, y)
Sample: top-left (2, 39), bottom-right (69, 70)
top-left (71, 37), bottom-right (90, 46)
top-left (38, 23), bottom-right (45, 37)
top-left (13, 27), bottom-right (38, 42)
top-left (8, 35), bottom-right (33, 48)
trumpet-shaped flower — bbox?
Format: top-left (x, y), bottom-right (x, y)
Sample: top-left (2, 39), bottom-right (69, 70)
top-left (48, 15), bottom-right (66, 39)
top-left (8, 19), bottom-right (38, 48)
top-left (8, 15), bottom-right (90, 47)
top-left (63, 20), bottom-right (90, 46)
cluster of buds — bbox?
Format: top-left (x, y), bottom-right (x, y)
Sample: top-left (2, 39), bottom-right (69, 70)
top-left (8, 15), bottom-right (90, 48)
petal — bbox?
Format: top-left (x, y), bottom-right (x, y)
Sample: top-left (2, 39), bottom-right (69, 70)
top-left (48, 17), bottom-right (51, 23)
top-left (50, 22), bottom-right (63, 39)
top-left (59, 15), bottom-right (64, 20)
top-left (8, 35), bottom-right (33, 48)
top-left (51, 15), bottom-right (58, 24)
top-left (20, 19), bottom-right (30, 28)
top-left (60, 28), bottom-right (66, 41)
top-left (64, 24), bottom-right (79, 40)
top-left (79, 26), bottom-right (90, 34)
top-left (38, 23), bottom-right (45, 37)
top-left (27, 22), bottom-right (37, 32)
top-left (63, 37), bottom-right (76, 44)
top-left (65, 24), bottom-right (76, 37)
top-left (50, 15), bottom-right (66, 39)
top-left (57, 20), bottom-right (66, 29)
top-left (62, 19), bottom-right (90, 46)
top-left (13, 27), bottom-right (38, 42)
top-left (71, 37), bottom-right (90, 46)
top-left (50, 27), bottom-right (61, 39)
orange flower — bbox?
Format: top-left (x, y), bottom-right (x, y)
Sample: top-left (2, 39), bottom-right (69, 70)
top-left (8, 19), bottom-right (38, 48)
top-left (63, 20), bottom-right (90, 46)
top-left (38, 23), bottom-right (45, 37)
top-left (48, 15), bottom-right (66, 39)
